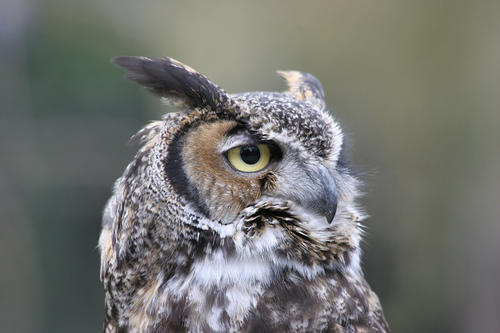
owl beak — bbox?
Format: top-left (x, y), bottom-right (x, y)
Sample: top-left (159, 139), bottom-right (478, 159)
top-left (289, 165), bottom-right (338, 224)
top-left (273, 164), bottom-right (337, 224)
top-left (312, 166), bottom-right (337, 224)
top-left (323, 189), bottom-right (337, 224)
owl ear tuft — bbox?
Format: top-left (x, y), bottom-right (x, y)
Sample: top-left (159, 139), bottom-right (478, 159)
top-left (277, 70), bottom-right (326, 110)
top-left (112, 56), bottom-right (232, 112)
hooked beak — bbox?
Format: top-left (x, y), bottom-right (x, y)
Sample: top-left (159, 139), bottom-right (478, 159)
top-left (273, 163), bottom-right (338, 224)
top-left (306, 165), bottom-right (337, 223)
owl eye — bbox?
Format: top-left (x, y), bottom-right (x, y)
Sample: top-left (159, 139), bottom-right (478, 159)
top-left (227, 144), bottom-right (271, 173)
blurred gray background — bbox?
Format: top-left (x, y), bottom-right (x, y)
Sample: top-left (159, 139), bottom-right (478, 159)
top-left (1, 0), bottom-right (499, 332)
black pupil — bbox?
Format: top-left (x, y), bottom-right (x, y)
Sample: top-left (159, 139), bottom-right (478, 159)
top-left (240, 145), bottom-right (261, 164)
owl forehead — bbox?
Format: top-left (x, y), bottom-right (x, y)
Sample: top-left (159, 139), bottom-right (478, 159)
top-left (232, 92), bottom-right (340, 160)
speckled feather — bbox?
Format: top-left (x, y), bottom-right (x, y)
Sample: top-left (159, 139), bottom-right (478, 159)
top-left (99, 56), bottom-right (389, 332)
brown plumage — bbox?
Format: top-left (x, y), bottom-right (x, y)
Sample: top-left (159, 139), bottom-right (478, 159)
top-left (99, 56), bottom-right (389, 332)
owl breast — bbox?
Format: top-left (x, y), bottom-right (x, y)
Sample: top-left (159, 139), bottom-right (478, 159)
top-left (118, 202), bottom-right (371, 332)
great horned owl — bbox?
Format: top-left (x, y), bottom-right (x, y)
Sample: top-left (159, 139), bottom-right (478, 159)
top-left (99, 56), bottom-right (389, 332)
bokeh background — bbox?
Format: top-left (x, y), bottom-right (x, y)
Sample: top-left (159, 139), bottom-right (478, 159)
top-left (1, 0), bottom-right (500, 332)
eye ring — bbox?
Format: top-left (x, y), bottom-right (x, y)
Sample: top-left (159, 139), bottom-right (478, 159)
top-left (226, 144), bottom-right (271, 173)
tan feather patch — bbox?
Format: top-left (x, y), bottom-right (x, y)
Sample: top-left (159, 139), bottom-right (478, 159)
top-left (182, 121), bottom-right (264, 221)
top-left (129, 280), bottom-right (160, 332)
top-left (98, 228), bottom-right (113, 281)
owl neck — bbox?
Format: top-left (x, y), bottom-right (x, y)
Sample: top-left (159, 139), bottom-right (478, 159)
top-left (174, 202), bottom-right (363, 281)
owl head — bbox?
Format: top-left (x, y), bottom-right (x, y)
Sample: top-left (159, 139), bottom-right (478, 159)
top-left (108, 56), bottom-right (363, 274)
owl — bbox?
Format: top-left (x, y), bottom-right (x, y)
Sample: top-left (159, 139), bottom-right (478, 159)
top-left (99, 56), bottom-right (389, 333)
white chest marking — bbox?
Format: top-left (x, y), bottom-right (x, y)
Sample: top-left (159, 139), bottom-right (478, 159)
top-left (191, 250), bottom-right (272, 287)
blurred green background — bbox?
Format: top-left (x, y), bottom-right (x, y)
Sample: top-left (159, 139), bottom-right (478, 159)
top-left (1, 0), bottom-right (499, 332)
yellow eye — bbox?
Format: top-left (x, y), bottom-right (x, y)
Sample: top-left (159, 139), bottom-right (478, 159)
top-left (227, 144), bottom-right (271, 173)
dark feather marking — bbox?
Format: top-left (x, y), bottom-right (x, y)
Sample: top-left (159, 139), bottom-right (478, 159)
top-left (244, 270), bottom-right (317, 333)
top-left (226, 122), bottom-right (248, 137)
top-left (112, 56), bottom-right (230, 111)
top-left (241, 202), bottom-right (354, 270)
top-left (164, 124), bottom-right (211, 218)
top-left (220, 237), bottom-right (236, 257)
top-left (154, 296), bottom-right (189, 332)
top-left (205, 288), bottom-right (228, 308)
top-left (116, 326), bottom-right (128, 333)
